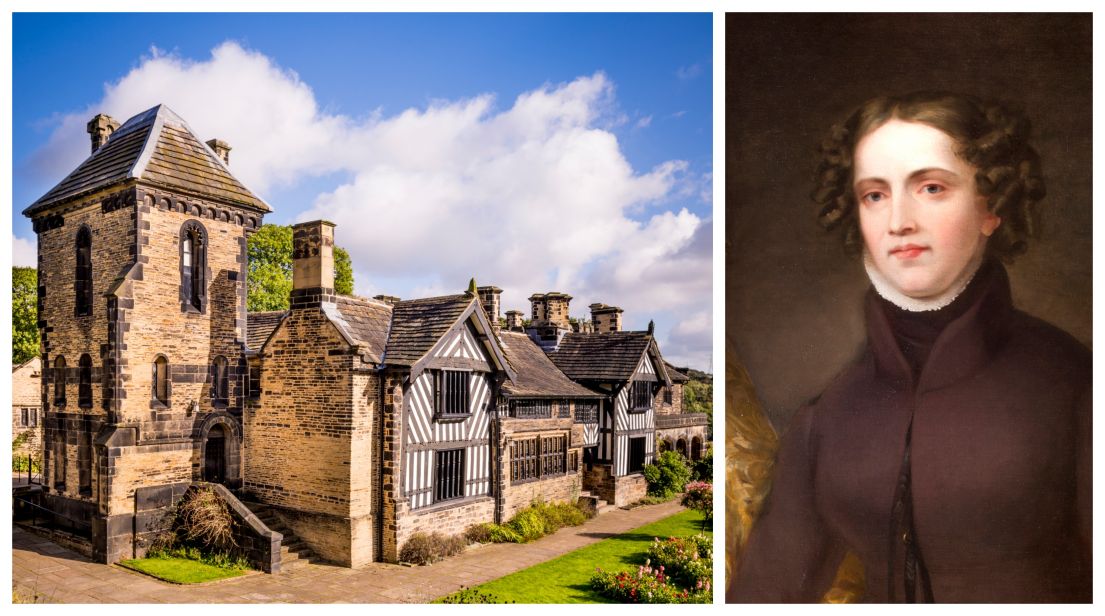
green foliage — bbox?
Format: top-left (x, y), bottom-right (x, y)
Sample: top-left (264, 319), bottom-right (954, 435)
top-left (642, 451), bottom-right (692, 498)
top-left (399, 531), bottom-right (468, 565)
top-left (440, 510), bottom-right (710, 603)
top-left (246, 224), bottom-right (355, 311)
top-left (691, 445), bottom-right (713, 482)
top-left (590, 562), bottom-right (711, 604)
top-left (647, 535), bottom-right (712, 591)
top-left (438, 587), bottom-right (514, 604)
top-left (11, 433), bottom-right (42, 473)
top-left (475, 499), bottom-right (591, 545)
top-left (682, 377), bottom-right (713, 416)
top-left (12, 267), bottom-right (39, 365)
top-left (680, 481), bottom-right (713, 530)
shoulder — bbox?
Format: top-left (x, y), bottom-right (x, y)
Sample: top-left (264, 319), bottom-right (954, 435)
top-left (1001, 309), bottom-right (1091, 380)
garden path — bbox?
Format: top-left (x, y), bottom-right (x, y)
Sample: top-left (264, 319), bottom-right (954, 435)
top-left (12, 500), bottom-right (685, 603)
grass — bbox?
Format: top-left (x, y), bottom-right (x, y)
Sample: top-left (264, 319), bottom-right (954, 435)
top-left (434, 509), bottom-right (711, 603)
top-left (119, 556), bottom-right (248, 584)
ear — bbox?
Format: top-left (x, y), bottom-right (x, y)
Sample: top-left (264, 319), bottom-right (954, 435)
top-left (981, 212), bottom-right (1001, 237)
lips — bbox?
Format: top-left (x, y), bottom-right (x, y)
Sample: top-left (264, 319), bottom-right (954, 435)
top-left (889, 244), bottom-right (928, 259)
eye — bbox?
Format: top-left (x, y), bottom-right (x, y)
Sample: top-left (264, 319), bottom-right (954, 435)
top-left (861, 191), bottom-right (886, 204)
top-left (921, 183), bottom-right (945, 195)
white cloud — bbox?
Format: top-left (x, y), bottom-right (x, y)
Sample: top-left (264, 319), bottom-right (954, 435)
top-left (12, 235), bottom-right (37, 267)
top-left (676, 64), bottom-right (702, 80)
top-left (635, 115), bottom-right (653, 129)
top-left (24, 41), bottom-right (713, 369)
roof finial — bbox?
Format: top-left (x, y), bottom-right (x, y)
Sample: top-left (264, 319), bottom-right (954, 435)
top-left (467, 277), bottom-right (478, 296)
top-left (647, 319), bottom-right (655, 335)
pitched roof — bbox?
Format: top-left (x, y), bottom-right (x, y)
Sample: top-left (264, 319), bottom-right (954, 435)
top-left (333, 296), bottom-right (393, 363)
top-left (25, 105), bottom-right (270, 216)
top-left (664, 361), bottom-right (691, 383)
top-left (499, 331), bottom-right (602, 399)
top-left (382, 294), bottom-right (475, 366)
top-left (550, 331), bottom-right (656, 382)
top-left (247, 311), bottom-right (285, 350)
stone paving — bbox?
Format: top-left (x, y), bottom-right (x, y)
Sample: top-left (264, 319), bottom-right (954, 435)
top-left (12, 500), bottom-right (686, 603)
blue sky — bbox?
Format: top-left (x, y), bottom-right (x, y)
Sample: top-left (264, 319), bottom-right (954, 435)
top-left (11, 12), bottom-right (713, 369)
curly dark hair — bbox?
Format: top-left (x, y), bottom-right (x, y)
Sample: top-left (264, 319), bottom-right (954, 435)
top-left (812, 91), bottom-right (1046, 261)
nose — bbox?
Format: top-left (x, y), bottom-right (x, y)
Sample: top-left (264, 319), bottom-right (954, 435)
top-left (887, 194), bottom-right (917, 236)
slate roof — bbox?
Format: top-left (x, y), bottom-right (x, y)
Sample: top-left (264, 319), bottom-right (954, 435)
top-left (382, 294), bottom-right (475, 366)
top-left (499, 331), bottom-right (602, 399)
top-left (333, 296), bottom-right (394, 364)
top-left (549, 331), bottom-right (656, 382)
top-left (664, 361), bottom-right (691, 383)
top-left (25, 105), bottom-right (270, 216)
top-left (247, 311), bottom-right (285, 350)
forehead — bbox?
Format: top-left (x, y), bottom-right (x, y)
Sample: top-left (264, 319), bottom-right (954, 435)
top-left (853, 119), bottom-right (972, 181)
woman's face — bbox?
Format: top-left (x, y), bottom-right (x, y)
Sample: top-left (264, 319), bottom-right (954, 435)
top-left (853, 119), bottom-right (1001, 299)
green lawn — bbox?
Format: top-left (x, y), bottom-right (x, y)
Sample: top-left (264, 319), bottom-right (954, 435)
top-left (436, 509), bottom-right (712, 603)
top-left (119, 556), bottom-right (248, 584)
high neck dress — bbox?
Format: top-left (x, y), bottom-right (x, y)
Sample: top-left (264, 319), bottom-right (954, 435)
top-left (727, 262), bottom-right (1091, 603)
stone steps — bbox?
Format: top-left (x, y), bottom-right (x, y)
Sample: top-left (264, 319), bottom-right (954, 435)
top-left (579, 491), bottom-right (616, 514)
top-left (240, 500), bottom-right (319, 571)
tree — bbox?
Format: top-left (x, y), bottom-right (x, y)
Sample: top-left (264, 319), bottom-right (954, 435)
top-left (246, 224), bottom-right (354, 312)
top-left (12, 267), bottom-right (39, 364)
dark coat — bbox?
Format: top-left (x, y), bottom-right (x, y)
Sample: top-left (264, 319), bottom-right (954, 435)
top-left (728, 265), bottom-right (1091, 603)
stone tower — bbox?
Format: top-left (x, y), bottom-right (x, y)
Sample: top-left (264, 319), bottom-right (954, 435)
top-left (23, 105), bottom-right (270, 563)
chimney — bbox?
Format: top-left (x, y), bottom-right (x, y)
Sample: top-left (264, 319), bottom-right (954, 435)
top-left (87, 114), bottom-right (120, 153)
top-left (477, 286), bottom-right (503, 334)
top-left (373, 294), bottom-right (401, 306)
top-left (291, 220), bottom-right (337, 309)
top-left (505, 310), bottom-right (525, 331)
top-left (590, 303), bottom-right (624, 333)
top-left (529, 292), bottom-right (572, 329)
top-left (206, 139), bottom-right (232, 165)
top-left (572, 318), bottom-right (594, 334)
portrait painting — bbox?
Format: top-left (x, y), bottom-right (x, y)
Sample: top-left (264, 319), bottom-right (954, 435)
top-left (724, 13), bottom-right (1091, 603)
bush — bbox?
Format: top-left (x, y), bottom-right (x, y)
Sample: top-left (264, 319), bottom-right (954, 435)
top-left (691, 446), bottom-right (713, 482)
top-left (399, 531), bottom-right (467, 565)
top-left (647, 535), bottom-right (712, 590)
top-left (590, 561), bottom-right (712, 604)
top-left (681, 481), bottom-right (713, 529)
top-left (478, 499), bottom-right (592, 544)
top-left (176, 487), bottom-right (238, 551)
top-left (464, 523), bottom-right (493, 544)
top-left (642, 451), bottom-right (692, 498)
top-left (574, 497), bottom-right (598, 519)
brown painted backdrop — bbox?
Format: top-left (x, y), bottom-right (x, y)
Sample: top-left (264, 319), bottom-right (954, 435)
top-left (725, 13), bottom-right (1092, 429)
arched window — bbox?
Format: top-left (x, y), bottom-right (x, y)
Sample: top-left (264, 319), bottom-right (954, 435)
top-left (180, 221), bottom-right (207, 312)
top-left (212, 356), bottom-right (228, 406)
top-left (78, 354), bottom-right (93, 408)
top-left (54, 356), bottom-right (67, 407)
top-left (153, 356), bottom-right (169, 404)
top-left (75, 226), bottom-right (92, 316)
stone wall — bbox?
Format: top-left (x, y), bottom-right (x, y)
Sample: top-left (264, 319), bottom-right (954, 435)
top-left (653, 382), bottom-right (685, 416)
top-left (12, 359), bottom-right (42, 456)
top-left (503, 473), bottom-right (581, 519)
top-left (394, 496), bottom-right (496, 558)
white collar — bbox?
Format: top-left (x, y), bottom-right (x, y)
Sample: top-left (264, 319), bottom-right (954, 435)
top-left (864, 251), bottom-right (983, 312)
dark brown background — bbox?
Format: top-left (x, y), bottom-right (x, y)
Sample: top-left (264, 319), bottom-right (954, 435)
top-left (726, 13), bottom-right (1092, 429)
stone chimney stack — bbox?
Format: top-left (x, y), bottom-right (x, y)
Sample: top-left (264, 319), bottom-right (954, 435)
top-left (206, 139), bottom-right (232, 165)
top-left (291, 220), bottom-right (337, 309)
top-left (505, 310), bottom-right (525, 331)
top-left (590, 303), bottom-right (624, 333)
top-left (529, 292), bottom-right (572, 329)
top-left (87, 114), bottom-right (120, 153)
top-left (477, 286), bottom-right (503, 334)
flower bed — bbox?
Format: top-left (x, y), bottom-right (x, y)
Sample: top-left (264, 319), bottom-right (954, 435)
top-left (589, 533), bottom-right (713, 603)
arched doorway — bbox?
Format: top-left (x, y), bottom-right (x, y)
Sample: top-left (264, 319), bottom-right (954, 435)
top-left (691, 436), bottom-right (703, 461)
top-left (203, 424), bottom-right (227, 483)
top-left (676, 438), bottom-right (688, 458)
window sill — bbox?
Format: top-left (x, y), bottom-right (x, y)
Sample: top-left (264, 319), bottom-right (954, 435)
top-left (627, 408), bottom-right (651, 414)
top-left (415, 494), bottom-right (492, 514)
top-left (433, 412), bottom-right (471, 423)
top-left (150, 399), bottom-right (170, 409)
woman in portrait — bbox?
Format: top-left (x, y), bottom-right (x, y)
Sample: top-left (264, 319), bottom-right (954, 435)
top-left (727, 92), bottom-right (1091, 603)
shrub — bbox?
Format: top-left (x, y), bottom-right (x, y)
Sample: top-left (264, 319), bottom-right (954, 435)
top-left (479, 499), bottom-right (592, 544)
top-left (681, 481), bottom-right (713, 529)
top-left (399, 531), bottom-right (467, 565)
top-left (574, 497), bottom-right (598, 519)
top-left (486, 524), bottom-right (523, 544)
top-left (647, 535), bottom-right (712, 590)
top-left (590, 561), bottom-right (712, 604)
top-left (642, 451), bottom-right (691, 498)
top-left (691, 446), bottom-right (713, 482)
top-left (440, 587), bottom-right (513, 604)
top-left (176, 487), bottom-right (238, 551)
top-left (464, 523), bottom-right (493, 544)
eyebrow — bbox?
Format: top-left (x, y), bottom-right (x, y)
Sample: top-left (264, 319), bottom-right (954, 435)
top-left (853, 167), bottom-right (962, 187)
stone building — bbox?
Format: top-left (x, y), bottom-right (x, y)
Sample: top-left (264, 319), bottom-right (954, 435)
top-left (655, 362), bottom-right (709, 460)
top-left (13, 357), bottom-right (43, 458)
top-left (22, 105), bottom-right (710, 569)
